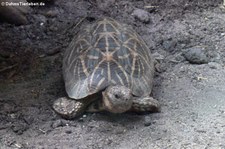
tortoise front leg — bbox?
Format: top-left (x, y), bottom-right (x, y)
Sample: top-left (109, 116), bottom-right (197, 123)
top-left (131, 96), bottom-right (161, 113)
top-left (53, 97), bottom-right (87, 119)
top-left (87, 96), bottom-right (161, 113)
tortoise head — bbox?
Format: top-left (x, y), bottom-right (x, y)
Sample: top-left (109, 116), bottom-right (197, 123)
top-left (102, 85), bottom-right (133, 113)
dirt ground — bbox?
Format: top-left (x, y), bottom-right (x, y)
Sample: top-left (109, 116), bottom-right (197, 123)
top-left (0, 0), bottom-right (225, 148)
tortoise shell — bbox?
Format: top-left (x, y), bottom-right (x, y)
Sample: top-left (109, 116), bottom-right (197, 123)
top-left (63, 18), bottom-right (154, 99)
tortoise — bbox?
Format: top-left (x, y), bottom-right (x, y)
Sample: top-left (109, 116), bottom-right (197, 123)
top-left (53, 18), bottom-right (160, 119)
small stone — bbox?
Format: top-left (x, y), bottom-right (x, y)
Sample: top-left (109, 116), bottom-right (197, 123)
top-left (174, 54), bottom-right (186, 62)
top-left (144, 121), bottom-right (152, 127)
top-left (49, 25), bottom-right (58, 31)
top-left (96, 0), bottom-right (115, 11)
top-left (144, 116), bottom-right (154, 127)
top-left (195, 129), bottom-right (207, 133)
top-left (11, 123), bottom-right (28, 135)
top-left (208, 62), bottom-right (221, 69)
top-left (183, 47), bottom-right (209, 64)
top-left (207, 51), bottom-right (221, 63)
top-left (78, 117), bottom-right (84, 122)
top-left (162, 39), bottom-right (177, 52)
top-left (152, 52), bottom-right (165, 60)
top-left (1, 102), bottom-right (16, 113)
top-left (35, 14), bottom-right (47, 24)
top-left (65, 129), bottom-right (72, 134)
top-left (46, 48), bottom-right (60, 56)
top-left (132, 9), bottom-right (150, 23)
top-left (14, 143), bottom-right (23, 148)
top-left (115, 128), bottom-right (126, 134)
top-left (51, 119), bottom-right (64, 128)
top-left (45, 10), bottom-right (58, 18)
top-left (216, 130), bottom-right (221, 133)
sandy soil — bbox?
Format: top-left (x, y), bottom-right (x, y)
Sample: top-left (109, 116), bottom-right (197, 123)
top-left (0, 0), bottom-right (225, 148)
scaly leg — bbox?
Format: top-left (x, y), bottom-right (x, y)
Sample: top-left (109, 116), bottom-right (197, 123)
top-left (53, 94), bottom-right (99, 119)
top-left (53, 97), bottom-right (87, 119)
top-left (131, 96), bottom-right (160, 113)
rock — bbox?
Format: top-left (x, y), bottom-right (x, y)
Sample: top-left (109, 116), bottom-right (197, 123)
top-left (152, 52), bottom-right (165, 61)
top-left (207, 51), bottom-right (221, 63)
top-left (174, 53), bottom-right (186, 63)
top-left (96, 0), bottom-right (115, 11)
top-left (51, 119), bottom-right (65, 128)
top-left (132, 9), bottom-right (150, 23)
top-left (45, 10), bottom-right (58, 18)
top-left (46, 48), bottom-right (60, 56)
top-left (144, 116), bottom-right (156, 127)
top-left (144, 121), bottom-right (152, 127)
top-left (208, 62), bottom-right (221, 69)
top-left (183, 47), bottom-right (209, 64)
top-left (11, 122), bottom-right (28, 135)
top-left (162, 39), bottom-right (177, 52)
top-left (65, 129), bottom-right (72, 134)
top-left (0, 102), bottom-right (16, 113)
top-left (0, 0), bottom-right (30, 25)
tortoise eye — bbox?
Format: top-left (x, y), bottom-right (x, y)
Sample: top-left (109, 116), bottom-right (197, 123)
top-left (114, 94), bottom-right (119, 99)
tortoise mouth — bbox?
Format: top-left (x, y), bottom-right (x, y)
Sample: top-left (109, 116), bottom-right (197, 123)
top-left (102, 85), bottom-right (133, 113)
